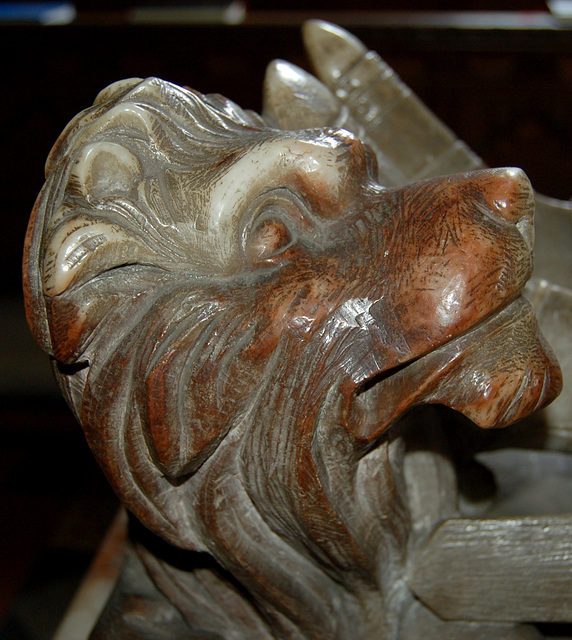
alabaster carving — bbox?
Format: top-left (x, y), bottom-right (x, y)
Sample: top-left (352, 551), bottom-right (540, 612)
top-left (24, 21), bottom-right (569, 640)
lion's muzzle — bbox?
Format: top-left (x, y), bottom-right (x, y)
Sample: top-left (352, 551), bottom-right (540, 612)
top-left (345, 165), bottom-right (561, 440)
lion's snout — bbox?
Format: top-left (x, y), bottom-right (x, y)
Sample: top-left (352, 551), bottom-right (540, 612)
top-left (469, 167), bottom-right (535, 252)
top-left (354, 168), bottom-right (536, 367)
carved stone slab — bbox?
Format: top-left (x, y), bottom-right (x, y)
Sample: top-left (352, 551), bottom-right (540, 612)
top-left (408, 515), bottom-right (572, 623)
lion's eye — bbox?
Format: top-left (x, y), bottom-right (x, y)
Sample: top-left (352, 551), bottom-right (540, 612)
top-left (245, 217), bottom-right (292, 262)
top-left (241, 189), bottom-right (309, 265)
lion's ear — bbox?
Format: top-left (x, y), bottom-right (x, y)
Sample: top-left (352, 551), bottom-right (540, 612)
top-left (44, 142), bottom-right (143, 296)
top-left (43, 141), bottom-right (160, 298)
top-left (69, 141), bottom-right (141, 200)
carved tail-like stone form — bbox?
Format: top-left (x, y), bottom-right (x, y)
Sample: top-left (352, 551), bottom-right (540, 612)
top-left (265, 20), bottom-right (483, 188)
top-left (23, 21), bottom-right (565, 640)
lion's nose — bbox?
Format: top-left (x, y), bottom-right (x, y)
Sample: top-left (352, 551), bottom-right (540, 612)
top-left (467, 167), bottom-right (534, 251)
top-left (474, 167), bottom-right (535, 252)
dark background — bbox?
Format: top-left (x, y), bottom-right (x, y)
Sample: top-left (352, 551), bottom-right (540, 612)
top-left (1, 1), bottom-right (571, 638)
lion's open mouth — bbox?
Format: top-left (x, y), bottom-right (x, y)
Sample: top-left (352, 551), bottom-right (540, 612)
top-left (351, 296), bottom-right (562, 441)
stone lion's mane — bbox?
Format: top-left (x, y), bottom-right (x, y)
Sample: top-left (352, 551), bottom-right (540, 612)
top-left (25, 78), bottom-right (410, 639)
top-left (26, 78), bottom-right (271, 536)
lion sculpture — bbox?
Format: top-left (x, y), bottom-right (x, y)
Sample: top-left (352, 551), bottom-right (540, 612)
top-left (24, 23), bottom-right (562, 640)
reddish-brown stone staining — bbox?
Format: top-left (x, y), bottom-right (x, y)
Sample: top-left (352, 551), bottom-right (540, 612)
top-left (246, 219), bottom-right (292, 262)
top-left (23, 194), bottom-right (52, 352)
top-left (350, 296), bottom-right (562, 440)
top-left (236, 164), bottom-right (540, 432)
top-left (228, 160), bottom-right (557, 450)
top-left (143, 315), bottom-right (259, 478)
top-left (475, 168), bottom-right (535, 225)
top-left (293, 432), bottom-right (376, 578)
top-left (45, 297), bottom-right (90, 363)
top-left (145, 357), bottom-right (180, 471)
top-left (374, 171), bottom-right (533, 356)
top-left (253, 264), bottom-right (339, 349)
top-left (215, 150), bottom-right (241, 171)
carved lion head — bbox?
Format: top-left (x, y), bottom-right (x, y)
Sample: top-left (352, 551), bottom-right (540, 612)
top-left (24, 76), bottom-right (561, 639)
